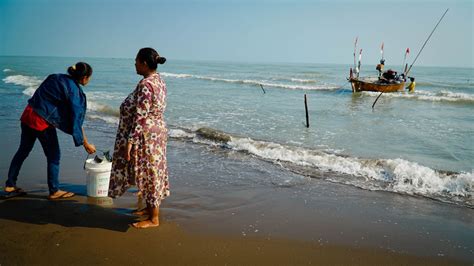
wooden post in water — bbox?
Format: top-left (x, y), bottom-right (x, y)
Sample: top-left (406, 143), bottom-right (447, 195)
top-left (304, 94), bottom-right (309, 128)
top-left (372, 92), bottom-right (384, 109)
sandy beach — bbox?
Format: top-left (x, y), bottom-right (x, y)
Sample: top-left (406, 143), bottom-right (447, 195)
top-left (0, 195), bottom-right (465, 265)
top-left (0, 137), bottom-right (472, 265)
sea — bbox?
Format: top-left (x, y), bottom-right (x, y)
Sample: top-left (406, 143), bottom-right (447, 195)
top-left (0, 56), bottom-right (472, 209)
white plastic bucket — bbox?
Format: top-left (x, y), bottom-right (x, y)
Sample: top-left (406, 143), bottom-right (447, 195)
top-left (84, 158), bottom-right (112, 197)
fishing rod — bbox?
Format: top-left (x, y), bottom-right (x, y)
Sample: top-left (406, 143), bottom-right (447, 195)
top-left (374, 9), bottom-right (448, 110)
top-left (405, 8), bottom-right (449, 76)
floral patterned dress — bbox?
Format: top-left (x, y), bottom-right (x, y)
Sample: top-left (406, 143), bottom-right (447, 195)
top-left (108, 73), bottom-right (169, 207)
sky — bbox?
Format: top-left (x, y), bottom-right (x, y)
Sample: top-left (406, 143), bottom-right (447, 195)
top-left (0, 0), bottom-right (472, 67)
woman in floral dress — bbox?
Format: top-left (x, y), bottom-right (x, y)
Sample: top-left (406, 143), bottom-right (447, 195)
top-left (109, 47), bottom-right (169, 229)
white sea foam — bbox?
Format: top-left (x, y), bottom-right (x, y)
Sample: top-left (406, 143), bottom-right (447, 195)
top-left (3, 69), bottom-right (13, 72)
top-left (227, 136), bottom-right (473, 205)
top-left (229, 137), bottom-right (381, 179)
top-left (87, 91), bottom-right (126, 101)
top-left (289, 78), bottom-right (317, 83)
top-left (386, 159), bottom-right (473, 197)
top-left (161, 72), bottom-right (339, 91)
top-left (87, 114), bottom-right (119, 124)
top-left (362, 90), bottom-right (474, 103)
top-left (87, 101), bottom-right (107, 112)
top-left (161, 73), bottom-right (193, 79)
top-left (2, 75), bottom-right (43, 96)
top-left (169, 128), bottom-right (196, 139)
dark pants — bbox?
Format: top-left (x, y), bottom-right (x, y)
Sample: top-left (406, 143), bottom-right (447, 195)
top-left (6, 123), bottom-right (61, 194)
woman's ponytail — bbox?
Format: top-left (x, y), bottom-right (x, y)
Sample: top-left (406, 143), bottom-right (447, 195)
top-left (67, 62), bottom-right (93, 81)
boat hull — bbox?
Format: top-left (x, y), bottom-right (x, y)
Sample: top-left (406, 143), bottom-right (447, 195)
top-left (350, 78), bottom-right (405, 93)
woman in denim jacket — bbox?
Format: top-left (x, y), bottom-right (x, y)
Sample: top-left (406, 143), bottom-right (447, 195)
top-left (4, 62), bottom-right (96, 199)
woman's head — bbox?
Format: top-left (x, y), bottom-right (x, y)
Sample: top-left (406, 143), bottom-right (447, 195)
top-left (135, 47), bottom-right (166, 75)
top-left (68, 62), bottom-right (93, 85)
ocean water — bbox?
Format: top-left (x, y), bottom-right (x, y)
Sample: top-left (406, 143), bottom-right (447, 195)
top-left (0, 56), bottom-right (472, 208)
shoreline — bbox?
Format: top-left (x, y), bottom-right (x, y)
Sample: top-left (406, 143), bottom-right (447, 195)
top-left (0, 139), bottom-right (472, 264)
top-left (0, 109), bottom-right (472, 264)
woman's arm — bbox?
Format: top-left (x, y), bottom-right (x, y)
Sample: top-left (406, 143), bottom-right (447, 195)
top-left (82, 127), bottom-right (96, 154)
top-left (125, 83), bottom-right (152, 161)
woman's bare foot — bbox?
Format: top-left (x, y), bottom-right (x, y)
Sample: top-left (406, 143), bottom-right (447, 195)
top-left (132, 208), bottom-right (149, 216)
top-left (132, 219), bottom-right (159, 229)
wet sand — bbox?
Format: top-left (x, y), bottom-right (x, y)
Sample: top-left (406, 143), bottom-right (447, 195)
top-left (0, 195), bottom-right (466, 265)
top-left (0, 126), bottom-right (472, 265)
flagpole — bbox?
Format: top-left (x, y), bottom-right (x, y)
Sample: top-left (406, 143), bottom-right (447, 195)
top-left (402, 48), bottom-right (409, 75)
top-left (357, 49), bottom-right (362, 78)
top-left (380, 42), bottom-right (384, 62)
top-left (353, 37), bottom-right (358, 72)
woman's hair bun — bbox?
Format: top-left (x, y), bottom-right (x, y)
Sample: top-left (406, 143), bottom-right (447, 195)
top-left (137, 48), bottom-right (164, 69)
top-left (67, 62), bottom-right (93, 80)
top-left (157, 56), bottom-right (166, 65)
top-left (67, 65), bottom-right (75, 76)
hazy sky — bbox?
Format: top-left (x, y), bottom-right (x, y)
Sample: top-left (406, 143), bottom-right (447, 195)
top-left (0, 0), bottom-right (472, 67)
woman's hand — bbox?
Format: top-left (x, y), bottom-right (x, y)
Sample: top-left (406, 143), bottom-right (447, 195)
top-left (82, 128), bottom-right (96, 154)
top-left (84, 142), bottom-right (96, 154)
top-left (125, 142), bottom-right (133, 161)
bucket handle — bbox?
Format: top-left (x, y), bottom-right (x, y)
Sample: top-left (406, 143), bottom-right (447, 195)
top-left (83, 149), bottom-right (112, 170)
top-left (83, 153), bottom-right (92, 170)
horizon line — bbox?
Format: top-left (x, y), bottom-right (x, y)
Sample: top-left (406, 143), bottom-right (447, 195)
top-left (1, 54), bottom-right (472, 69)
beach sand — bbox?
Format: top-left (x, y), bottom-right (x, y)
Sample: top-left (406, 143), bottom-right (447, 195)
top-left (0, 197), bottom-right (464, 266)
top-left (0, 132), bottom-right (472, 265)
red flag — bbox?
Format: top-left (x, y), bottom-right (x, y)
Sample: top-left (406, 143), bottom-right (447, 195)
top-left (406, 48), bottom-right (410, 54)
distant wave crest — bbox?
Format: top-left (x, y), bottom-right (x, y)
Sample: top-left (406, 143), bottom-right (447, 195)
top-left (2, 74), bottom-right (43, 96)
top-left (161, 72), bottom-right (340, 91)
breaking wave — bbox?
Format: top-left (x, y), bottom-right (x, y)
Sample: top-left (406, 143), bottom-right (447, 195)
top-left (362, 90), bottom-right (474, 103)
top-left (168, 126), bottom-right (473, 208)
top-left (161, 72), bottom-right (340, 91)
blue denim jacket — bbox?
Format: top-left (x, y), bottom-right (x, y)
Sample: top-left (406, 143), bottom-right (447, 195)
top-left (28, 74), bottom-right (87, 146)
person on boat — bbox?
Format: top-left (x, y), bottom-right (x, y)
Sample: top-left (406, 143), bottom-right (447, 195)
top-left (406, 77), bottom-right (416, 92)
top-left (376, 59), bottom-right (385, 78)
top-left (4, 62), bottom-right (96, 199)
top-left (380, 69), bottom-right (397, 84)
top-left (399, 73), bottom-right (406, 82)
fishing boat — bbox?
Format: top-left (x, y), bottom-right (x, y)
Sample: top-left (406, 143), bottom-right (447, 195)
top-left (349, 72), bottom-right (405, 93)
top-left (348, 9), bottom-right (449, 95)
top-left (348, 41), bottom-right (407, 93)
